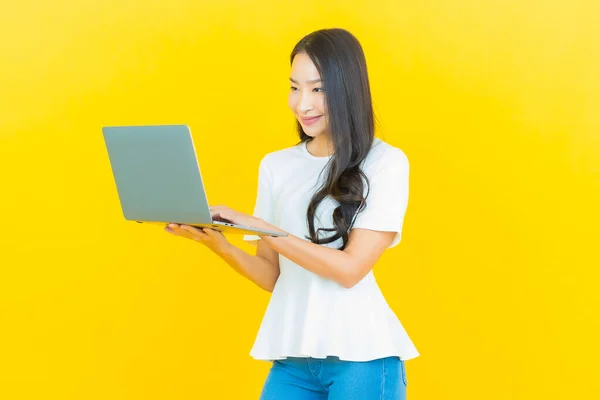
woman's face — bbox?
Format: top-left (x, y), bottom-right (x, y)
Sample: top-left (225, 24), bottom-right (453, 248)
top-left (288, 52), bottom-right (330, 139)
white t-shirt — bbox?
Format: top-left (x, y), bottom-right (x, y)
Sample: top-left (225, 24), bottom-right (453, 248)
top-left (243, 137), bottom-right (420, 362)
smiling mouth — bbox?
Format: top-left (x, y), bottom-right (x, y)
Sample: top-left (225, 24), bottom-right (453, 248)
top-left (301, 115), bottom-right (322, 125)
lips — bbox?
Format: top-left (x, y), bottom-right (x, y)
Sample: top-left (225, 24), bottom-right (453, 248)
top-left (301, 115), bottom-right (322, 125)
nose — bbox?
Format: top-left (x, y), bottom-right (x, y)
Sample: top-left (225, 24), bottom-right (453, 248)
top-left (297, 91), bottom-right (314, 114)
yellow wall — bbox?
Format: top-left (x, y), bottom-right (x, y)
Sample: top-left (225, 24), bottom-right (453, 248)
top-left (1, 1), bottom-right (598, 399)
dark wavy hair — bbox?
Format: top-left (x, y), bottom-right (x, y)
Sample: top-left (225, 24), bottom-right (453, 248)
top-left (291, 28), bottom-right (375, 250)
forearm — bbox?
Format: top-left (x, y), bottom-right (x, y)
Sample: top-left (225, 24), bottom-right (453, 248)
top-left (215, 244), bottom-right (280, 292)
top-left (258, 227), bottom-right (357, 288)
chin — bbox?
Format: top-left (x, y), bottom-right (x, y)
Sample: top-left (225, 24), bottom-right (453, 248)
top-left (302, 127), bottom-right (326, 138)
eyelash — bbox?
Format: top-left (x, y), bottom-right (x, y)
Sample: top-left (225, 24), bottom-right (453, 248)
top-left (290, 87), bottom-right (323, 92)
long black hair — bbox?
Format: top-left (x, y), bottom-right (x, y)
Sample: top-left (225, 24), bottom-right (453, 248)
top-left (291, 28), bottom-right (375, 250)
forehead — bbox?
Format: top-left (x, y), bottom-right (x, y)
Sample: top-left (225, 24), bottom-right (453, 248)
top-left (291, 52), bottom-right (321, 79)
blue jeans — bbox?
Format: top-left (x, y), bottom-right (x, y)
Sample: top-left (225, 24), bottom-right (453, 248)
top-left (259, 356), bottom-right (407, 400)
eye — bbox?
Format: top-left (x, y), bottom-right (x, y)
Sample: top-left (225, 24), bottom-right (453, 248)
top-left (313, 87), bottom-right (323, 92)
top-left (290, 86), bottom-right (298, 91)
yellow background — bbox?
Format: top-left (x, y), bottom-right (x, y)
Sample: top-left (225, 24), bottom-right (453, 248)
top-left (1, 1), bottom-right (598, 399)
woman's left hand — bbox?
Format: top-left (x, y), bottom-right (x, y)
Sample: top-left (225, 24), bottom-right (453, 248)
top-left (209, 205), bottom-right (260, 228)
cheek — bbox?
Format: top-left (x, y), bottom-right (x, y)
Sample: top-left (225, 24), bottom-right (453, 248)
top-left (318, 96), bottom-right (326, 115)
top-left (321, 101), bottom-right (330, 129)
top-left (288, 93), bottom-right (297, 112)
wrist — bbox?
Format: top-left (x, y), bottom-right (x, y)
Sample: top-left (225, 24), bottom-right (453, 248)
top-left (254, 219), bottom-right (287, 237)
top-left (214, 242), bottom-right (235, 258)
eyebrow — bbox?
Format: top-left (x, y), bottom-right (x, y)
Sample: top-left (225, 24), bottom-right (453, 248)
top-left (289, 78), bottom-right (322, 84)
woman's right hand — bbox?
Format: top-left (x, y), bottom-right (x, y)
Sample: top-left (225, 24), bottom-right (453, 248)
top-left (165, 224), bottom-right (232, 255)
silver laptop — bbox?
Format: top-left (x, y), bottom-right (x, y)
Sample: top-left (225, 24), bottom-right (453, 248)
top-left (101, 124), bottom-right (287, 237)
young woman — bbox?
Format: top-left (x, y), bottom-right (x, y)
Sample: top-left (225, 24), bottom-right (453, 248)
top-left (166, 28), bottom-right (419, 399)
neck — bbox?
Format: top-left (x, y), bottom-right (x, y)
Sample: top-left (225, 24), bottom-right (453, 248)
top-left (308, 135), bottom-right (334, 157)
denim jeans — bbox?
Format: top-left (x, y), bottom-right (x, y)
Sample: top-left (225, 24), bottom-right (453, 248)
top-left (259, 356), bottom-right (407, 400)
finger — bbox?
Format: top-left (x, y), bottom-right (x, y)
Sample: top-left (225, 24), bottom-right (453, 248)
top-left (167, 224), bottom-right (211, 242)
top-left (213, 209), bottom-right (234, 220)
top-left (165, 224), bottom-right (182, 235)
top-left (168, 224), bottom-right (183, 234)
top-left (209, 206), bottom-right (229, 215)
top-left (193, 233), bottom-right (209, 242)
top-left (212, 214), bottom-right (234, 223)
top-left (203, 227), bottom-right (224, 238)
top-left (183, 225), bottom-right (216, 242)
top-left (169, 224), bottom-right (195, 239)
top-left (180, 225), bottom-right (206, 237)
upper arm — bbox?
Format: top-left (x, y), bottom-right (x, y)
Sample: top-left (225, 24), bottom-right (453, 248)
top-left (343, 151), bottom-right (410, 284)
top-left (343, 228), bottom-right (397, 283)
top-left (351, 150), bottom-right (409, 249)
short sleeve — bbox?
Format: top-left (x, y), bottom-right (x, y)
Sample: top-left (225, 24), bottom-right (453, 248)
top-left (243, 154), bottom-right (275, 242)
top-left (351, 152), bottom-right (409, 248)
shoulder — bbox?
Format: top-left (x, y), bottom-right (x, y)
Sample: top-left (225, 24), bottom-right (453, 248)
top-left (364, 138), bottom-right (409, 173)
top-left (257, 142), bottom-right (305, 174)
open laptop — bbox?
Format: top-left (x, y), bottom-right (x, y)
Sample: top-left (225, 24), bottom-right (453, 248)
top-left (101, 124), bottom-right (287, 237)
